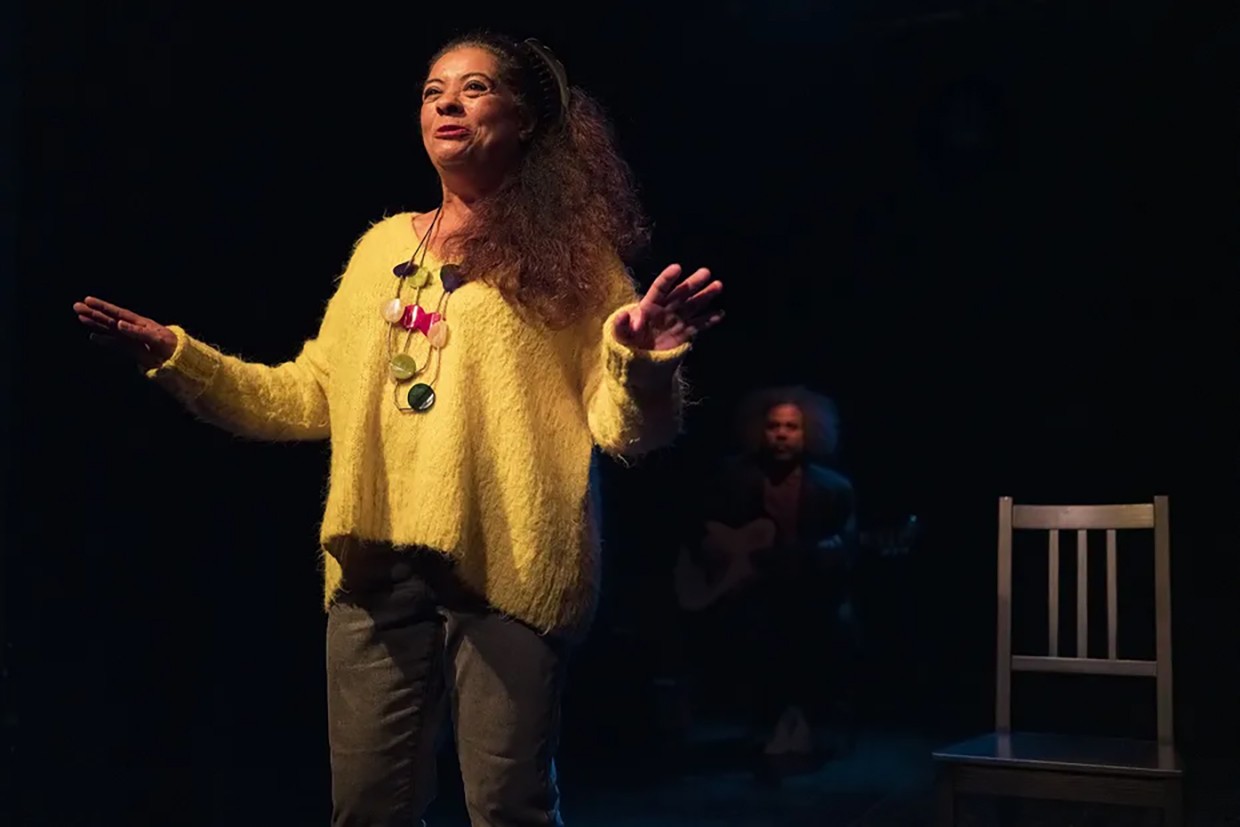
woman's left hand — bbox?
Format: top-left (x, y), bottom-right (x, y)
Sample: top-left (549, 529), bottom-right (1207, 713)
top-left (613, 264), bottom-right (724, 351)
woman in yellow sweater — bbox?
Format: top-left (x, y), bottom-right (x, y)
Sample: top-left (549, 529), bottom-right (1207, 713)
top-left (73, 32), bottom-right (722, 827)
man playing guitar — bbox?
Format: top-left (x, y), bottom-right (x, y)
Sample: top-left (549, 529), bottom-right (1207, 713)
top-left (680, 386), bottom-right (861, 780)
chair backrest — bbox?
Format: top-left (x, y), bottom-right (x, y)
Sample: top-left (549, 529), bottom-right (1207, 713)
top-left (995, 496), bottom-right (1173, 744)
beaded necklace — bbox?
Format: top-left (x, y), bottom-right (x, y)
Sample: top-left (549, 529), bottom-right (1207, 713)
top-left (379, 206), bottom-right (463, 413)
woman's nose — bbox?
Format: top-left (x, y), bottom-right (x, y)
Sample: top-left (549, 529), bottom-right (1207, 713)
top-left (436, 91), bottom-right (463, 115)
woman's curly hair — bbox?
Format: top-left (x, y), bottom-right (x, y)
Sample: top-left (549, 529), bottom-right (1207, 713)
top-left (427, 32), bottom-right (650, 329)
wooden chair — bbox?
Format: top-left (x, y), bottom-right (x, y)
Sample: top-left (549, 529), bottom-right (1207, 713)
top-left (932, 496), bottom-right (1183, 825)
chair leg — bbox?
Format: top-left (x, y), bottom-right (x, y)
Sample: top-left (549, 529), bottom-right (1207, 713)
top-left (1163, 778), bottom-right (1184, 827)
top-left (935, 768), bottom-right (956, 827)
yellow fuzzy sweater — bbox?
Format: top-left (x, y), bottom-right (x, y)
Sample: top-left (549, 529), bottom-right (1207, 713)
top-left (148, 213), bottom-right (688, 639)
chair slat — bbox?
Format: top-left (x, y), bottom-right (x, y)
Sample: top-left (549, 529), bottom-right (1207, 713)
top-left (1012, 655), bottom-right (1156, 677)
top-left (1107, 529), bottom-right (1118, 659)
top-left (1048, 531), bottom-right (1059, 657)
top-left (1077, 530), bottom-right (1088, 657)
top-left (1013, 504), bottom-right (1154, 530)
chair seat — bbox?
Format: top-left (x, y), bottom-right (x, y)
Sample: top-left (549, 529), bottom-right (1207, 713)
top-left (933, 731), bottom-right (1182, 778)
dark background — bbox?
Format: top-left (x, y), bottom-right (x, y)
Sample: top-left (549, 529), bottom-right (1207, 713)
top-left (9, 1), bottom-right (1238, 824)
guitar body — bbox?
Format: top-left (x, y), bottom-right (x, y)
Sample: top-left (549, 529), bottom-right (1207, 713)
top-left (674, 515), bottom-right (919, 612)
top-left (673, 518), bottom-right (777, 612)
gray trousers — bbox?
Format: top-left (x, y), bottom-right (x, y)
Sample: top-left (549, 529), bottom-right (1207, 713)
top-left (326, 547), bottom-right (568, 827)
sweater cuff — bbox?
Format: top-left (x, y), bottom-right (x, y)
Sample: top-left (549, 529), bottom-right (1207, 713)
top-left (144, 325), bottom-right (221, 401)
top-left (601, 304), bottom-right (691, 391)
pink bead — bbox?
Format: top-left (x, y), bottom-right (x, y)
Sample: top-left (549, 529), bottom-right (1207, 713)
top-left (400, 304), bottom-right (442, 335)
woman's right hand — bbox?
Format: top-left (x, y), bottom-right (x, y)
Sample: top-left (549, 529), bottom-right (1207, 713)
top-left (73, 296), bottom-right (178, 370)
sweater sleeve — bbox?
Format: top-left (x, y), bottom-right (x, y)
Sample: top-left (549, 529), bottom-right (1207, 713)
top-left (581, 257), bottom-right (691, 457)
top-left (134, 217), bottom-right (371, 447)
top-left (144, 286), bottom-right (342, 441)
top-left (143, 218), bottom-right (396, 440)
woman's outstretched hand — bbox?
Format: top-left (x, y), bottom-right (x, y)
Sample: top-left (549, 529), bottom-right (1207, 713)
top-left (73, 296), bottom-right (177, 370)
top-left (612, 264), bottom-right (724, 351)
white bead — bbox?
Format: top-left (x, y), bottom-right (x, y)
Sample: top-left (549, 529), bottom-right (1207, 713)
top-left (379, 298), bottom-right (405, 324)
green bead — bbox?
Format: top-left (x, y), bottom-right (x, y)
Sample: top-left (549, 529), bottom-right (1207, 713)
top-left (407, 383), bottom-right (436, 412)
top-left (409, 265), bottom-right (431, 288)
top-left (389, 353), bottom-right (418, 381)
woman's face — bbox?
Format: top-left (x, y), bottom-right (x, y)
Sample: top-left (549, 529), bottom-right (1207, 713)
top-left (420, 46), bottom-right (527, 181)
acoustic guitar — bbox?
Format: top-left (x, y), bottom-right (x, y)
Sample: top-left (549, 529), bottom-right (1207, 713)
top-left (673, 514), bottom-right (918, 612)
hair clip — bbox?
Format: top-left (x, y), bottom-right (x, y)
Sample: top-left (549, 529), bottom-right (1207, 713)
top-left (523, 38), bottom-right (570, 122)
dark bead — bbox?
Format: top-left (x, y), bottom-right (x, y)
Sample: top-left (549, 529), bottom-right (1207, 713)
top-left (407, 383), bottom-right (436, 412)
top-left (440, 264), bottom-right (464, 293)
